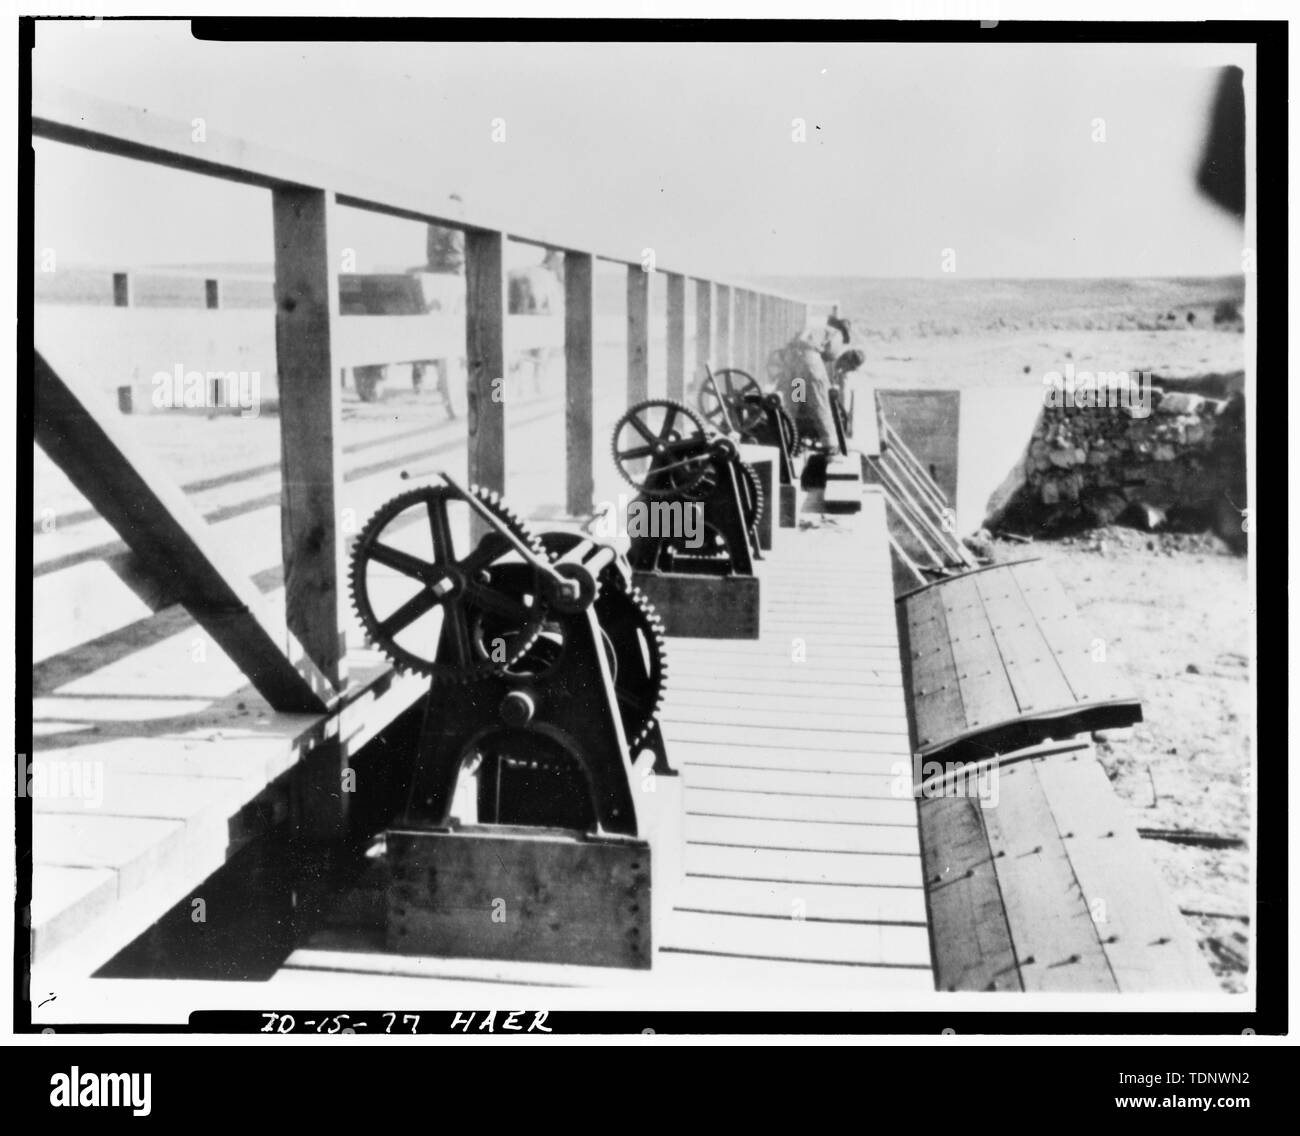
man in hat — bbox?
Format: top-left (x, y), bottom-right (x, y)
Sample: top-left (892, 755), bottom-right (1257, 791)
top-left (772, 323), bottom-right (839, 448)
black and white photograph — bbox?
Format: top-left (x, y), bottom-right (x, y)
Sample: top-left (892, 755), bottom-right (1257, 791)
top-left (11, 4), bottom-right (1286, 1065)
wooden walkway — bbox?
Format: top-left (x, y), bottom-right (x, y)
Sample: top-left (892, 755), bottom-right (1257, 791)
top-left (30, 641), bottom-right (427, 975)
top-left (655, 493), bottom-right (930, 985)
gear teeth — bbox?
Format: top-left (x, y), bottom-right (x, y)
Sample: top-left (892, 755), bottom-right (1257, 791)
top-left (618, 579), bottom-right (670, 749)
top-left (611, 398), bottom-right (711, 499)
top-left (346, 482), bottom-right (549, 683)
top-left (776, 402), bottom-right (802, 458)
top-left (739, 461), bottom-right (766, 530)
top-left (704, 369), bottom-right (766, 435)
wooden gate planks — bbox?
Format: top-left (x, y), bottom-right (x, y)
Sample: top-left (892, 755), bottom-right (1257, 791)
top-left (1033, 753), bottom-right (1219, 991)
top-left (979, 756), bottom-right (1118, 991)
top-left (914, 741), bottom-right (1217, 993)
top-left (917, 793), bottom-right (1022, 992)
top-left (898, 560), bottom-right (1142, 763)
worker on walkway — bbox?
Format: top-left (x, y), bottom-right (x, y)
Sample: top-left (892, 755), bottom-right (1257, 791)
top-left (772, 323), bottom-right (838, 448)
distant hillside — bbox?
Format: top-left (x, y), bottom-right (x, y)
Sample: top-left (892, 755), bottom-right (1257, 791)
top-left (754, 276), bottom-right (1245, 338)
top-left (37, 264), bottom-right (1246, 341)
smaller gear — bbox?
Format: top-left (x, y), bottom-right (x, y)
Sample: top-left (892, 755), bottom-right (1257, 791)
top-left (699, 369), bottom-right (766, 434)
top-left (738, 461), bottom-right (765, 531)
top-left (611, 399), bottom-right (713, 499)
top-left (348, 482), bottom-right (549, 683)
top-left (546, 533), bottom-right (668, 750)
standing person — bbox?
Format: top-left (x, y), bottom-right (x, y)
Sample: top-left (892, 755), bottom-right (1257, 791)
top-left (772, 324), bottom-right (838, 448)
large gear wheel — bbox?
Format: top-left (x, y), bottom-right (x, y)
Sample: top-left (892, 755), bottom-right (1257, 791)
top-left (611, 398), bottom-right (713, 499)
top-left (738, 461), bottom-right (765, 531)
top-left (348, 483), bottom-right (549, 683)
top-left (503, 532), bottom-right (668, 752)
top-left (699, 369), bottom-right (766, 435)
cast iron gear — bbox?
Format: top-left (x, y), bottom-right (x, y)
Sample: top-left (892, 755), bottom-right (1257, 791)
top-left (738, 461), bottom-right (765, 531)
top-left (348, 482), bottom-right (549, 683)
top-left (611, 398), bottom-right (714, 499)
top-left (699, 368), bottom-right (767, 435)
top-left (502, 532), bottom-right (669, 751)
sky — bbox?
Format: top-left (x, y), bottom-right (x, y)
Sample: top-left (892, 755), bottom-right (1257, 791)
top-left (32, 22), bottom-right (1251, 279)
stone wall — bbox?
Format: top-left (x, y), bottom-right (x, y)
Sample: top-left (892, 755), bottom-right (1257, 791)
top-left (988, 381), bottom-right (1247, 550)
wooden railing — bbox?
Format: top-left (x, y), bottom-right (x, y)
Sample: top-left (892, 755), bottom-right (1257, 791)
top-left (32, 84), bottom-right (826, 714)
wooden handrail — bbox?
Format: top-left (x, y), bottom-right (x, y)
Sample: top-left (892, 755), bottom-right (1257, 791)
top-left (32, 81), bottom-right (831, 700)
top-left (33, 82), bottom-right (829, 306)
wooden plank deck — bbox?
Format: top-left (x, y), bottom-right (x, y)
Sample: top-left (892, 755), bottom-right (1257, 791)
top-left (654, 494), bottom-right (929, 983)
top-left (29, 638), bottom-right (427, 976)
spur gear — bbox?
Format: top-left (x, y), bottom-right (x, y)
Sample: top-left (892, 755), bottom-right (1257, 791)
top-left (612, 398), bottom-right (713, 499)
top-left (348, 483), bottom-right (549, 683)
top-left (738, 461), bottom-right (765, 531)
top-left (503, 532), bottom-right (668, 752)
top-left (602, 578), bottom-right (670, 751)
top-left (699, 369), bottom-right (767, 434)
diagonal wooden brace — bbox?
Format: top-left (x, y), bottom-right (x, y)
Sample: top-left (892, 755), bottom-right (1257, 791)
top-left (34, 349), bottom-right (337, 714)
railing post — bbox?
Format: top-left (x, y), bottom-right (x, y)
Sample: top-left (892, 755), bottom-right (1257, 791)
top-left (465, 228), bottom-right (507, 504)
top-left (627, 263), bottom-right (650, 405)
top-left (750, 293), bottom-right (759, 373)
top-left (112, 271), bottom-right (131, 308)
top-left (694, 279), bottom-right (713, 382)
top-left (716, 284), bottom-right (732, 369)
top-left (204, 278), bottom-right (221, 310)
top-left (742, 291), bottom-right (752, 373)
top-left (666, 271), bottom-right (686, 402)
top-left (565, 251), bottom-right (595, 516)
top-left (735, 289), bottom-right (752, 375)
top-left (272, 185), bottom-right (346, 689)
